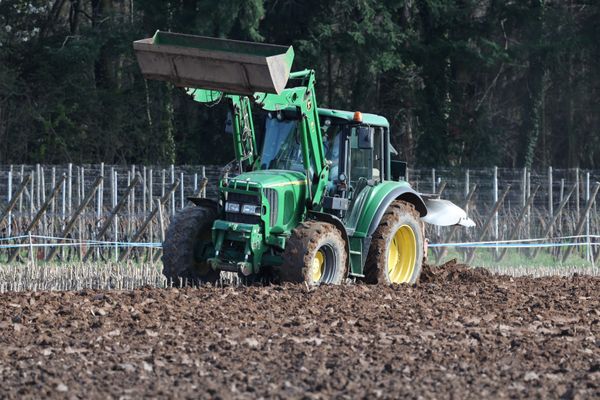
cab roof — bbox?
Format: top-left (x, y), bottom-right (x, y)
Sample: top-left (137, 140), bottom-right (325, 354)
top-left (317, 108), bottom-right (390, 129)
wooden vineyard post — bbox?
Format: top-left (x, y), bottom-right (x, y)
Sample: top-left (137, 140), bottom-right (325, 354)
top-left (19, 165), bottom-right (24, 220)
top-left (495, 185), bottom-right (540, 262)
top-left (82, 174), bottom-right (141, 261)
top-left (465, 169), bottom-right (470, 200)
top-left (7, 165), bottom-right (12, 238)
top-left (127, 171), bottom-right (132, 238)
top-left (149, 168), bottom-right (154, 261)
top-left (154, 198), bottom-right (166, 262)
top-left (143, 166), bottom-right (147, 216)
top-left (77, 167), bottom-right (82, 260)
top-left (493, 166), bottom-right (499, 253)
top-left (465, 185), bottom-right (511, 265)
top-left (46, 176), bottom-right (103, 262)
top-left (158, 198), bottom-right (165, 243)
top-left (525, 170), bottom-right (531, 241)
top-left (30, 168), bottom-right (34, 221)
top-left (68, 163), bottom-right (73, 217)
top-left (435, 184), bottom-right (478, 264)
top-left (111, 169), bottom-right (117, 261)
top-left (548, 166), bottom-right (553, 237)
top-left (170, 164), bottom-right (175, 216)
top-left (436, 181), bottom-right (447, 197)
top-left (180, 172), bottom-right (184, 209)
top-left (0, 174), bottom-right (32, 228)
top-left (8, 175), bottom-right (67, 263)
top-left (586, 172), bottom-right (591, 261)
top-left (575, 168), bottom-right (580, 216)
top-left (531, 183), bottom-right (577, 259)
top-left (200, 167), bottom-right (208, 198)
top-left (118, 179), bottom-right (179, 262)
top-left (51, 168), bottom-right (56, 245)
top-left (561, 182), bottom-right (600, 263)
top-left (95, 165), bottom-right (104, 261)
top-left (559, 178), bottom-right (565, 234)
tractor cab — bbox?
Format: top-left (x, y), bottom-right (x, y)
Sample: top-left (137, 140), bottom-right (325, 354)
top-left (316, 110), bottom-right (391, 193)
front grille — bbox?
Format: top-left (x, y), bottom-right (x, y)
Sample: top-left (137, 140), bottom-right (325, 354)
top-left (225, 192), bottom-right (261, 225)
top-left (224, 190), bottom-right (279, 227)
top-left (227, 192), bottom-right (258, 205)
top-left (265, 189), bottom-right (278, 226)
top-left (225, 212), bottom-right (261, 225)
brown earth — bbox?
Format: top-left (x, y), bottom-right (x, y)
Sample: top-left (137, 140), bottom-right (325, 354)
top-left (0, 261), bottom-right (599, 399)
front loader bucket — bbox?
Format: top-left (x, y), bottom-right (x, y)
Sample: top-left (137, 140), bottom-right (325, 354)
top-left (133, 31), bottom-right (294, 95)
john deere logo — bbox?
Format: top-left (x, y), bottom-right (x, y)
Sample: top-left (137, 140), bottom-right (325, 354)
top-left (306, 99), bottom-right (312, 111)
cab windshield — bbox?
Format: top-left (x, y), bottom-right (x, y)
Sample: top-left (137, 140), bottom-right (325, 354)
top-left (260, 116), bottom-right (304, 172)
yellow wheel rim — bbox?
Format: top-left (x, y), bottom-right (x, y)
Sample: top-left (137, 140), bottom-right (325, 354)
top-left (311, 250), bottom-right (325, 282)
top-left (387, 224), bottom-right (417, 283)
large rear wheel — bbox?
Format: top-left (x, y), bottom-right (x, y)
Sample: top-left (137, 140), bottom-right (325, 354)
top-left (277, 221), bottom-right (347, 285)
top-left (365, 200), bottom-right (424, 284)
top-left (162, 205), bottom-right (220, 286)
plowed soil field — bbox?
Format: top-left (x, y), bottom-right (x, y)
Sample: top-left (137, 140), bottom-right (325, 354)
top-left (0, 262), bottom-right (599, 399)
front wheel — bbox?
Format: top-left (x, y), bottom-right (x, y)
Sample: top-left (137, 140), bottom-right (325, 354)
top-left (277, 221), bottom-right (347, 285)
top-left (162, 205), bottom-right (220, 286)
top-left (365, 200), bottom-right (424, 284)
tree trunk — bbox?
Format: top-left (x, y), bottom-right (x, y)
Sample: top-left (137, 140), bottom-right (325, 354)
top-left (521, 0), bottom-right (546, 168)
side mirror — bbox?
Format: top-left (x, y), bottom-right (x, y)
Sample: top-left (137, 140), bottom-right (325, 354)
top-left (391, 160), bottom-right (407, 181)
top-left (357, 126), bottom-right (374, 149)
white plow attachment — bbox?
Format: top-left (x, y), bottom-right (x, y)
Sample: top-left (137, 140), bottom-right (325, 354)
top-left (422, 199), bottom-right (475, 228)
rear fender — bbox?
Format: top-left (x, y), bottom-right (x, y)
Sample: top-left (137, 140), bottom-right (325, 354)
top-left (365, 186), bottom-right (426, 237)
top-left (349, 182), bottom-right (427, 273)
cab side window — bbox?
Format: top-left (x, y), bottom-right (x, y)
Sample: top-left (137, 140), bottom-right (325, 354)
top-left (349, 126), bottom-right (385, 185)
top-left (349, 127), bottom-right (373, 186)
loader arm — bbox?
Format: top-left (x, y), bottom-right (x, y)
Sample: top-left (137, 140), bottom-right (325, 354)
top-left (255, 69), bottom-right (329, 209)
top-left (189, 90), bottom-right (258, 172)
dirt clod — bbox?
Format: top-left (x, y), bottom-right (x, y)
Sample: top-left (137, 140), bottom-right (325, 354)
top-left (420, 258), bottom-right (492, 283)
top-left (0, 270), bottom-right (598, 399)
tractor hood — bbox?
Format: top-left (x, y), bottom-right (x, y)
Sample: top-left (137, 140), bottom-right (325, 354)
top-left (223, 170), bottom-right (307, 237)
top-left (227, 170), bottom-right (306, 190)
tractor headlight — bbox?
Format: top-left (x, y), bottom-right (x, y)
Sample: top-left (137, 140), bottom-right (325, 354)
top-left (241, 204), bottom-right (261, 216)
top-left (225, 202), bottom-right (240, 213)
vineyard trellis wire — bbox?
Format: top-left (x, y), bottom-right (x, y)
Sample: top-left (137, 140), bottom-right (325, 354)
top-left (0, 164), bottom-right (598, 267)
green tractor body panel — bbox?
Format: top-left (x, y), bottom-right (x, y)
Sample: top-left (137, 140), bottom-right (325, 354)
top-left (350, 181), bottom-right (424, 237)
top-left (133, 32), bottom-right (472, 281)
top-left (210, 170), bottom-right (306, 274)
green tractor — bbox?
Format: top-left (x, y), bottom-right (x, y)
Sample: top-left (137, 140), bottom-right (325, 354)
top-left (134, 32), bottom-right (474, 286)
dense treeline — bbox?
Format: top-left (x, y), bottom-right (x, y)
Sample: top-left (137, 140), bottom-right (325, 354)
top-left (0, 1), bottom-right (599, 168)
